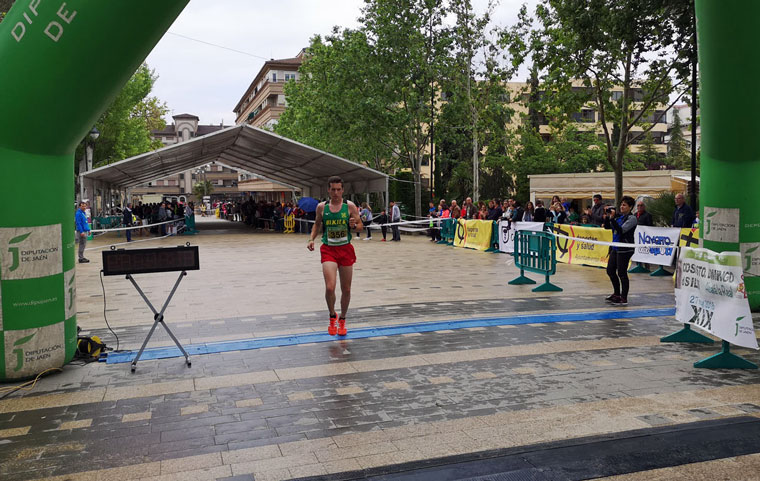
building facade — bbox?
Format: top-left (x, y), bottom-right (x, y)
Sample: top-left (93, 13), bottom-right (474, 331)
top-left (233, 50), bottom-right (304, 129)
top-left (129, 113), bottom-right (237, 204)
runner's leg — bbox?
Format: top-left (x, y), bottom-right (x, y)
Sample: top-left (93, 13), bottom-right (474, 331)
top-left (322, 261), bottom-right (338, 316)
top-left (338, 265), bottom-right (353, 318)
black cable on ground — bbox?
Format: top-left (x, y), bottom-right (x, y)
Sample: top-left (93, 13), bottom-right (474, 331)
top-left (99, 269), bottom-right (120, 352)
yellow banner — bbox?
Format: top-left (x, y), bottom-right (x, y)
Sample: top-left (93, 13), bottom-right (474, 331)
top-left (678, 227), bottom-right (699, 247)
top-left (453, 219), bottom-right (493, 251)
top-left (550, 224), bottom-right (612, 268)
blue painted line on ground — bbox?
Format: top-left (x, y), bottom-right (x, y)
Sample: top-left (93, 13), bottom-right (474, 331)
top-left (104, 307), bottom-right (676, 364)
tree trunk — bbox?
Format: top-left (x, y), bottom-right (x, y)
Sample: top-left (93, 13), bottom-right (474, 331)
top-left (472, 130), bottom-right (479, 202)
top-left (414, 168), bottom-right (422, 218)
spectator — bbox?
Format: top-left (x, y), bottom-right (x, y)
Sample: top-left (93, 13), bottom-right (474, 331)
top-left (550, 202), bottom-right (567, 224)
top-left (603, 196), bottom-right (638, 305)
top-left (636, 201), bottom-right (653, 226)
top-left (561, 197), bottom-right (571, 212)
top-left (523, 201), bottom-right (535, 222)
top-left (375, 209), bottom-right (388, 241)
top-left (534, 200), bottom-right (547, 223)
top-left (427, 201), bottom-right (439, 242)
top-left (360, 202), bottom-right (373, 240)
top-left (487, 199), bottom-right (502, 220)
top-left (478, 203), bottom-right (488, 220)
top-left (75, 202), bottom-right (90, 263)
top-left (439, 201), bottom-right (450, 218)
top-left (502, 199), bottom-right (513, 221)
top-left (450, 200), bottom-right (461, 219)
top-left (591, 194), bottom-right (605, 226)
top-left (567, 205), bottom-right (580, 224)
top-left (157, 201), bottom-right (168, 235)
top-left (463, 197), bottom-right (477, 220)
top-left (552, 195), bottom-right (561, 206)
top-left (122, 203), bottom-right (133, 242)
top-left (672, 193), bottom-right (695, 227)
top-left (580, 214), bottom-right (592, 225)
top-left (510, 199), bottom-right (524, 222)
top-left (390, 200), bottom-right (401, 241)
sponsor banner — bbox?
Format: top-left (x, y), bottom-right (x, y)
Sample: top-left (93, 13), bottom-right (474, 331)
top-left (0, 225), bottom-right (62, 280)
top-left (631, 226), bottom-right (680, 266)
top-left (3, 323), bottom-right (66, 379)
top-left (498, 221), bottom-right (545, 253)
top-left (550, 224), bottom-right (612, 268)
top-left (64, 269), bottom-right (76, 320)
top-left (678, 227), bottom-right (700, 248)
top-left (453, 219), bottom-right (493, 251)
top-left (674, 247), bottom-right (757, 349)
top-left (703, 207), bottom-right (740, 243)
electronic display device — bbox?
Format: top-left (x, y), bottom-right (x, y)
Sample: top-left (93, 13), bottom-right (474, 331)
top-left (102, 246), bottom-right (199, 276)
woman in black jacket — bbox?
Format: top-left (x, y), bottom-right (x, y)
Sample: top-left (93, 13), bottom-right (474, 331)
top-left (603, 196), bottom-right (637, 305)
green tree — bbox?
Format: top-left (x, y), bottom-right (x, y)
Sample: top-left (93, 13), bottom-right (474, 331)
top-left (667, 111), bottom-right (689, 169)
top-left (360, 0), bottom-right (450, 217)
top-left (635, 131), bottom-right (663, 170)
top-left (276, 29), bottom-right (397, 177)
top-left (80, 64), bottom-right (167, 168)
top-left (192, 180), bottom-right (214, 198)
top-left (503, 0), bottom-right (693, 205)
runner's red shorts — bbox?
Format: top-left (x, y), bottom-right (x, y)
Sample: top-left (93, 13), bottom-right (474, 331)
top-left (320, 243), bottom-right (356, 267)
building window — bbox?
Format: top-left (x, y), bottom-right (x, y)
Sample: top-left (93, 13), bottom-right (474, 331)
top-left (421, 155), bottom-right (429, 166)
top-left (285, 73), bottom-right (296, 81)
top-left (581, 109), bottom-right (595, 123)
top-left (272, 72), bottom-right (277, 82)
top-left (611, 91), bottom-right (623, 101)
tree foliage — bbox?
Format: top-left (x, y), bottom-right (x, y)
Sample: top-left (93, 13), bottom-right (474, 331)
top-left (81, 64), bottom-right (167, 168)
top-left (503, 0), bottom-right (694, 204)
top-left (193, 180), bottom-right (214, 198)
top-left (667, 111), bottom-right (689, 169)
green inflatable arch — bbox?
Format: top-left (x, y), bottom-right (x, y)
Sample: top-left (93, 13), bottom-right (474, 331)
top-left (0, 1), bottom-right (757, 381)
top-left (0, 1), bottom-right (189, 380)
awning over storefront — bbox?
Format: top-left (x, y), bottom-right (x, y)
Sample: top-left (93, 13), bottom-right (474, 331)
top-left (529, 170), bottom-right (697, 200)
top-left (82, 124), bottom-right (388, 199)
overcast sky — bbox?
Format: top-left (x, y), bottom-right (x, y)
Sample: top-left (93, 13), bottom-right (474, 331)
top-left (145, 0), bottom-right (538, 126)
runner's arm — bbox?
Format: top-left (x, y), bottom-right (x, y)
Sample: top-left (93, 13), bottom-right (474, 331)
top-left (348, 201), bottom-right (363, 232)
top-left (307, 204), bottom-right (324, 250)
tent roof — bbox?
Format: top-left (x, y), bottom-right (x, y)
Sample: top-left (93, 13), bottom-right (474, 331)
top-left (82, 124), bottom-right (388, 198)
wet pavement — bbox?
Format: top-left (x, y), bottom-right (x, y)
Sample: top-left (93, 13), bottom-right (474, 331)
top-left (1, 217), bottom-right (758, 480)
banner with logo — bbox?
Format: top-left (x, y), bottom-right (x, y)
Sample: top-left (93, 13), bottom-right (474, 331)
top-left (498, 221), bottom-right (545, 253)
top-left (631, 226), bottom-right (680, 266)
top-left (674, 247), bottom-right (757, 349)
top-left (549, 224), bottom-right (612, 268)
top-left (453, 219), bottom-right (493, 251)
top-left (678, 227), bottom-right (700, 248)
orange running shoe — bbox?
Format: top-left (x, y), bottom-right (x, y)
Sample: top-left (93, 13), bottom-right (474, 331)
top-left (337, 317), bottom-right (347, 336)
top-left (328, 313), bottom-right (338, 335)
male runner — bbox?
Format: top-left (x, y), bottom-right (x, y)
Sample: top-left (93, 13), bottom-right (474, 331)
top-left (307, 176), bottom-right (363, 336)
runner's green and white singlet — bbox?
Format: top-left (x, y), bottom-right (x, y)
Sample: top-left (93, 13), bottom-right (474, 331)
top-left (322, 202), bottom-right (351, 246)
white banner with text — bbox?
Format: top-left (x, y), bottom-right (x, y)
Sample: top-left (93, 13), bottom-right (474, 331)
top-left (674, 247), bottom-right (758, 349)
top-left (498, 221), bottom-right (545, 253)
top-left (631, 226), bottom-right (681, 267)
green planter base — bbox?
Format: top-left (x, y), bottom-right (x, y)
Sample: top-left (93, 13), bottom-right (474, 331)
top-left (650, 266), bottom-right (671, 276)
top-left (628, 264), bottom-right (650, 274)
top-left (509, 274), bottom-right (536, 285)
top-left (436, 240), bottom-right (448, 245)
top-left (660, 324), bottom-right (715, 344)
top-left (694, 341), bottom-right (758, 369)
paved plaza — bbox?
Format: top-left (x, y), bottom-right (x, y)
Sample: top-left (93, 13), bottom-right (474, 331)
top-left (1, 217), bottom-right (759, 480)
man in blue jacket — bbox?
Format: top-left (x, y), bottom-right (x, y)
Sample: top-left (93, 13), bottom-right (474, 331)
top-left (672, 193), bottom-right (695, 228)
top-left (75, 202), bottom-right (91, 263)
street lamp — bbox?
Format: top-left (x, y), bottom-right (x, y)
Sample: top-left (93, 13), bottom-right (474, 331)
top-left (79, 127), bottom-right (100, 203)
